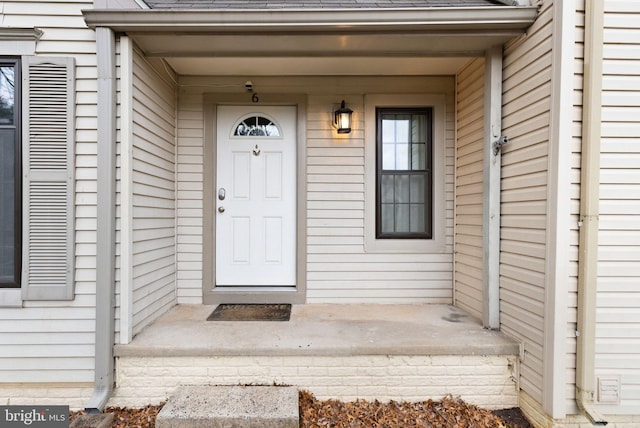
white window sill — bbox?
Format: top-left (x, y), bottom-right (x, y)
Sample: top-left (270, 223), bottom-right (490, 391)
top-left (0, 288), bottom-right (22, 307)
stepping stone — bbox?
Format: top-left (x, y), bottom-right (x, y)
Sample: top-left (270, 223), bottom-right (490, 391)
top-left (156, 385), bottom-right (299, 428)
top-left (70, 413), bottom-right (114, 428)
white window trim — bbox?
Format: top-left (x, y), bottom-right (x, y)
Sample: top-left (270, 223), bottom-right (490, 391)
top-left (0, 30), bottom-right (34, 308)
top-left (0, 28), bottom-right (41, 56)
top-left (364, 94), bottom-right (446, 253)
top-left (1, 29), bottom-right (75, 305)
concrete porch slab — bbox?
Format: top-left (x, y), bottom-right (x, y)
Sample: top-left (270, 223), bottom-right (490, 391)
top-left (110, 305), bottom-right (520, 408)
top-left (115, 304), bottom-right (518, 357)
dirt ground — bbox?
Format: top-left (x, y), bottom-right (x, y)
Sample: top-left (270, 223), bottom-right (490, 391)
top-left (70, 391), bottom-right (532, 427)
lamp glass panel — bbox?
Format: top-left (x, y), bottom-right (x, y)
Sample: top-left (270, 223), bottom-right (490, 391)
top-left (337, 112), bottom-right (350, 130)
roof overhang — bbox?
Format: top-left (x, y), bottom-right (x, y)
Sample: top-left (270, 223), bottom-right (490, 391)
top-left (83, 7), bottom-right (539, 34)
top-left (83, 7), bottom-right (538, 75)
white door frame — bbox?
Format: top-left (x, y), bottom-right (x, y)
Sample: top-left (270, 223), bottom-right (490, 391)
top-left (203, 93), bottom-right (307, 304)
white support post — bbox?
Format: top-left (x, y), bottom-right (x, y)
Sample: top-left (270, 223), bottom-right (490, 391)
top-left (119, 36), bottom-right (134, 345)
top-left (482, 45), bottom-right (503, 330)
top-left (542, 0), bottom-right (574, 418)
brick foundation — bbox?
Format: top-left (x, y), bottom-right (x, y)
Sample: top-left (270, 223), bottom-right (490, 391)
top-left (109, 355), bottom-right (519, 409)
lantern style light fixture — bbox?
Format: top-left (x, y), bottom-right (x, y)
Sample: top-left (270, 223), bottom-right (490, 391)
top-left (334, 100), bottom-right (353, 134)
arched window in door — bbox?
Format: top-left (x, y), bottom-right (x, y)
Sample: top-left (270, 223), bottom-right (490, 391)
top-left (233, 115), bottom-right (281, 137)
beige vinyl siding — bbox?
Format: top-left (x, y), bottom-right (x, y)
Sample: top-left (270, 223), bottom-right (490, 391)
top-left (594, 0), bottom-right (640, 413)
top-left (176, 76), bottom-right (454, 304)
top-left (130, 47), bottom-right (177, 335)
top-left (307, 84), bottom-right (454, 303)
top-left (0, 0), bottom-right (96, 382)
top-left (454, 58), bottom-right (485, 320)
top-left (175, 89), bottom-right (204, 304)
top-left (500, 0), bottom-right (554, 404)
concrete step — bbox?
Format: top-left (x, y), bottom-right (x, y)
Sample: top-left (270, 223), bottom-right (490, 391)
top-left (155, 385), bottom-right (299, 428)
top-left (70, 413), bottom-right (114, 428)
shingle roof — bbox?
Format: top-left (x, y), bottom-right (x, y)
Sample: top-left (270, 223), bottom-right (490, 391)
top-left (144, 0), bottom-right (511, 10)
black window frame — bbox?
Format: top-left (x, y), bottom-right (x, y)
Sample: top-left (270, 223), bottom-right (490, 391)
top-left (375, 107), bottom-right (433, 239)
top-left (0, 57), bottom-right (22, 288)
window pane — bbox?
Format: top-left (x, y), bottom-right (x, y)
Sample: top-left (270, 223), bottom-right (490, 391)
top-left (381, 118), bottom-right (395, 143)
top-left (411, 114), bottom-right (425, 143)
top-left (411, 143), bottom-right (425, 170)
top-left (0, 129), bottom-right (15, 281)
top-left (410, 175), bottom-right (425, 203)
top-left (382, 143), bottom-right (395, 170)
top-left (381, 203), bottom-right (394, 233)
top-left (394, 116), bottom-right (410, 143)
top-left (0, 66), bottom-right (15, 125)
top-left (395, 204), bottom-right (409, 232)
top-left (381, 175), bottom-right (394, 203)
top-left (0, 61), bottom-right (18, 286)
top-left (395, 142), bottom-right (409, 170)
top-left (394, 174), bottom-right (409, 203)
top-left (410, 203), bottom-right (425, 233)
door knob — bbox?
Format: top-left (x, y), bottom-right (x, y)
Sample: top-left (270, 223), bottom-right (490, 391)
top-left (218, 206), bottom-right (225, 213)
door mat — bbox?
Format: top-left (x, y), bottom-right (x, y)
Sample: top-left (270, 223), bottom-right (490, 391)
top-left (207, 304), bottom-right (291, 321)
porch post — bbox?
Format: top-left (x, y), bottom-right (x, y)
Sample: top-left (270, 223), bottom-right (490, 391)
top-left (482, 45), bottom-right (503, 330)
top-left (119, 36), bottom-right (134, 345)
top-left (86, 26), bottom-right (116, 412)
top-left (542, 0), bottom-right (573, 418)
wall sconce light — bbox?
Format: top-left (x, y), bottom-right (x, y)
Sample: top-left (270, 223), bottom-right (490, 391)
top-left (334, 100), bottom-right (353, 134)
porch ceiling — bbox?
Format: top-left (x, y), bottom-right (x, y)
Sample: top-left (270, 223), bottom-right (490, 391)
top-left (83, 6), bottom-right (537, 75)
top-left (129, 31), bottom-right (509, 75)
top-left (163, 56), bottom-right (472, 76)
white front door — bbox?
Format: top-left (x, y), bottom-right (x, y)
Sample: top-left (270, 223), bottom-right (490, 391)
top-left (216, 105), bottom-right (297, 286)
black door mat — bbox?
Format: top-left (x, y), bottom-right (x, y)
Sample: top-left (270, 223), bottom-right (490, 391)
top-left (207, 304), bottom-right (291, 321)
